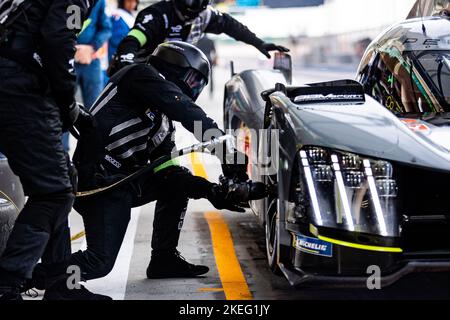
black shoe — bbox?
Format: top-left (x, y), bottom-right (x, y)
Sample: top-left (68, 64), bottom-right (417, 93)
top-left (146, 250), bottom-right (209, 279)
top-left (22, 263), bottom-right (69, 292)
top-left (43, 280), bottom-right (112, 301)
top-left (0, 288), bottom-right (23, 300)
top-left (0, 268), bottom-right (25, 300)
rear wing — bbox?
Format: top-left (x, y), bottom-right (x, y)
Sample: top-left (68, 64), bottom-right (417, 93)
top-left (261, 80), bottom-right (365, 104)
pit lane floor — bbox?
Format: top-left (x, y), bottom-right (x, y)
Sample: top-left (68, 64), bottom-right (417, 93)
top-left (27, 55), bottom-right (450, 300)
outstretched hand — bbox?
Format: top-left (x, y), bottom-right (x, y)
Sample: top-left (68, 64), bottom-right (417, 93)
top-left (207, 184), bottom-right (246, 213)
top-left (258, 43), bottom-right (290, 59)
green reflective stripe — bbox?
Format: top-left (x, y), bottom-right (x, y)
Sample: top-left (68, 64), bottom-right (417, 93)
top-left (128, 29), bottom-right (147, 47)
top-left (153, 158), bottom-right (180, 173)
top-left (78, 18), bottom-right (92, 36)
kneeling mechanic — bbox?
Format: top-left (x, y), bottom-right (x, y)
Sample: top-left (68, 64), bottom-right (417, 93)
top-left (30, 41), bottom-right (252, 300)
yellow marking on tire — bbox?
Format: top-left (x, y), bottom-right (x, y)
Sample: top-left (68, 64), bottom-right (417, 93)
top-left (189, 152), bottom-right (253, 300)
top-left (0, 190), bottom-right (20, 214)
top-left (70, 230), bottom-right (86, 242)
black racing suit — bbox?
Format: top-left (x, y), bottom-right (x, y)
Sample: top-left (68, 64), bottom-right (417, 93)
top-left (37, 63), bottom-right (223, 282)
top-left (0, 0), bottom-right (93, 287)
top-left (109, 1), bottom-right (265, 74)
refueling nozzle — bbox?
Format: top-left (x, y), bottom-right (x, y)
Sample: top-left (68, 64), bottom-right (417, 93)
top-left (219, 175), bottom-right (268, 204)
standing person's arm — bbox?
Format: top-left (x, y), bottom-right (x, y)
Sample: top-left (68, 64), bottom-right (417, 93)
top-left (91, 0), bottom-right (112, 52)
top-left (76, 0), bottom-right (112, 65)
top-left (109, 15), bottom-right (132, 59)
top-left (204, 7), bottom-right (289, 59)
top-left (40, 0), bottom-right (92, 127)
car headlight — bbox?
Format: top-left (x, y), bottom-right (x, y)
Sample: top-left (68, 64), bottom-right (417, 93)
top-left (298, 147), bottom-right (399, 237)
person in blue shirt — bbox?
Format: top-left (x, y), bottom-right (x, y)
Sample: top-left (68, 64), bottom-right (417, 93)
top-left (76, 0), bottom-right (112, 109)
top-left (103, 0), bottom-right (138, 85)
top-left (109, 0), bottom-right (139, 63)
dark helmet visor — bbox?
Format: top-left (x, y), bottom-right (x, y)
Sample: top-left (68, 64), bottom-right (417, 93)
top-left (181, 68), bottom-right (207, 101)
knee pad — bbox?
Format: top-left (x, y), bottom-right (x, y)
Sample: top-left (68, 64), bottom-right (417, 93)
top-left (15, 190), bottom-right (75, 233)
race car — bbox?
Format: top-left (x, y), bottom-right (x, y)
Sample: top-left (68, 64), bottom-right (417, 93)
top-left (224, 12), bottom-right (450, 287)
top-left (0, 153), bottom-right (24, 256)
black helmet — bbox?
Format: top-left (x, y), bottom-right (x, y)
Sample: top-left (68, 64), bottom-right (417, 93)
top-left (150, 41), bottom-right (210, 101)
top-left (173, 0), bottom-right (210, 20)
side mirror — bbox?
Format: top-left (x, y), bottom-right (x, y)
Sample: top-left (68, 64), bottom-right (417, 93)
top-left (274, 52), bottom-right (292, 84)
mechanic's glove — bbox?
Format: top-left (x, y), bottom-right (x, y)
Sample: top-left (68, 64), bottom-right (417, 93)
top-left (219, 175), bottom-right (268, 204)
top-left (61, 102), bottom-right (95, 134)
top-left (60, 102), bottom-right (81, 131)
top-left (258, 42), bottom-right (290, 59)
top-left (221, 149), bottom-right (249, 183)
top-left (73, 104), bottom-right (96, 134)
top-left (107, 52), bottom-right (136, 76)
top-left (207, 184), bottom-right (246, 213)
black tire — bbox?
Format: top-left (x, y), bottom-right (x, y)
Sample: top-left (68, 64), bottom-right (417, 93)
top-left (264, 120), bottom-right (282, 275)
top-left (265, 192), bottom-right (281, 275)
top-left (235, 119), bottom-right (253, 176)
top-left (0, 157), bottom-right (24, 256)
top-left (236, 117), bottom-right (281, 275)
top-left (0, 201), bottom-right (18, 257)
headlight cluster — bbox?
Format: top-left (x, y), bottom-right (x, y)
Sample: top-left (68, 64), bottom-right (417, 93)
top-left (299, 147), bottom-right (399, 237)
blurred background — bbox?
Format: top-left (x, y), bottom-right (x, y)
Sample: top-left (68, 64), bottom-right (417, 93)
top-left (71, 0), bottom-right (423, 153)
top-left (79, 0), bottom-right (418, 155)
top-left (93, 0), bottom-right (419, 165)
top-left (111, 0), bottom-right (416, 73)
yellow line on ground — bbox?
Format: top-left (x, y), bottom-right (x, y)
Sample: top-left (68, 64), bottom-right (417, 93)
top-left (204, 211), bottom-right (253, 300)
top-left (189, 152), bottom-right (252, 300)
top-left (190, 152), bottom-right (208, 178)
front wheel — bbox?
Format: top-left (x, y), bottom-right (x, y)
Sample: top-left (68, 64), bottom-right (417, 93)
top-left (264, 169), bottom-right (282, 275)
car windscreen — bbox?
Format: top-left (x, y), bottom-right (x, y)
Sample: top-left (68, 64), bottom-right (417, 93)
top-left (410, 51), bottom-right (450, 107)
top-left (408, 0), bottom-right (450, 18)
top-left (372, 49), bottom-right (450, 113)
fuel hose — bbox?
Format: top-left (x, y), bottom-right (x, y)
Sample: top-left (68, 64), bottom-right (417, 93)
top-left (75, 135), bottom-right (233, 198)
